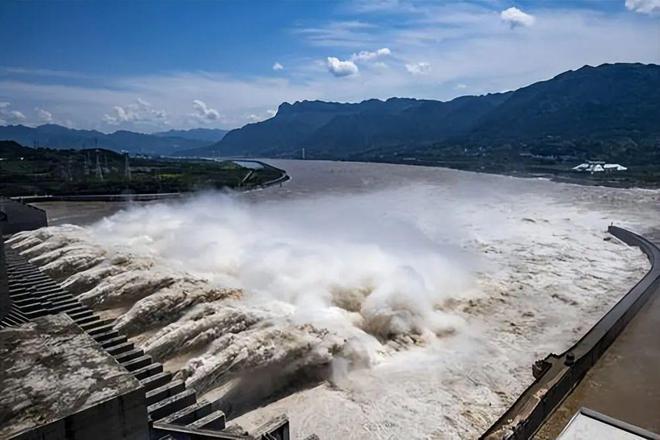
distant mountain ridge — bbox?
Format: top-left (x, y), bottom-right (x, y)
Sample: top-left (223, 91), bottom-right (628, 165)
top-left (193, 63), bottom-right (660, 164)
top-left (153, 128), bottom-right (227, 143)
top-left (0, 124), bottom-right (220, 155)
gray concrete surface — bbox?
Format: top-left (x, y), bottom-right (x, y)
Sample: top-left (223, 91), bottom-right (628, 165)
top-left (0, 314), bottom-right (148, 440)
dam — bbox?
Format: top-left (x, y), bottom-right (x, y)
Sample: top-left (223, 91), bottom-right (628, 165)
top-left (1, 160), bottom-right (659, 439)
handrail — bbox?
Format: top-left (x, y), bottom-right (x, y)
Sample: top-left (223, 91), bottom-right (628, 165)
top-left (480, 226), bottom-right (660, 439)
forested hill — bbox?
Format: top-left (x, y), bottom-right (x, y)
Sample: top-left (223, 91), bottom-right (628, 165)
top-left (195, 63), bottom-right (659, 165)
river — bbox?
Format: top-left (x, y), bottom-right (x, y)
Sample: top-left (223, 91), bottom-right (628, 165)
top-left (18, 159), bottom-right (659, 439)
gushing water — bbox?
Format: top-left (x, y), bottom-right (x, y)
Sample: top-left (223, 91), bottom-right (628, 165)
top-left (9, 160), bottom-right (657, 439)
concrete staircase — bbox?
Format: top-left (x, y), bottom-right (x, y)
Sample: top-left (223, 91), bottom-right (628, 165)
top-left (0, 245), bottom-right (290, 440)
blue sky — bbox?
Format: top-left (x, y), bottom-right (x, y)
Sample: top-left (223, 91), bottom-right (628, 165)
top-left (1, 0), bottom-right (658, 132)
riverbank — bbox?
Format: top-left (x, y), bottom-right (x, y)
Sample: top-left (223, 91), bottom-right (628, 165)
top-left (0, 141), bottom-right (288, 198)
top-left (8, 160), bottom-right (288, 203)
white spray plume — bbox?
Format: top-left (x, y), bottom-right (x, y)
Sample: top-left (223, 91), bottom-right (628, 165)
top-left (89, 189), bottom-right (474, 345)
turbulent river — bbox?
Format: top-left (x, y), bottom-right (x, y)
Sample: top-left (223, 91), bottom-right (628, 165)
top-left (10, 160), bottom-right (659, 439)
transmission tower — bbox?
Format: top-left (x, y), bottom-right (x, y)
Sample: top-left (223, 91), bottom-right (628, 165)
top-left (95, 149), bottom-right (104, 180)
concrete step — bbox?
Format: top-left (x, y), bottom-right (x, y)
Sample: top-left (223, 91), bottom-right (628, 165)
top-left (2, 316), bottom-right (21, 326)
top-left (50, 303), bottom-right (84, 314)
top-left (115, 348), bottom-right (144, 364)
top-left (9, 292), bottom-right (34, 301)
top-left (79, 318), bottom-right (115, 332)
top-left (92, 329), bottom-right (121, 343)
top-left (51, 301), bottom-right (80, 312)
top-left (100, 335), bottom-right (128, 349)
top-left (140, 372), bottom-right (173, 392)
top-left (9, 281), bottom-right (53, 290)
top-left (48, 292), bottom-right (76, 301)
top-left (186, 409), bottom-right (226, 431)
top-left (158, 400), bottom-right (212, 426)
top-left (13, 299), bottom-right (44, 310)
top-left (35, 286), bottom-right (66, 295)
top-left (87, 323), bottom-right (116, 336)
top-left (43, 296), bottom-right (72, 305)
top-left (11, 294), bottom-right (42, 303)
top-left (61, 305), bottom-right (90, 317)
top-left (68, 309), bottom-right (93, 319)
top-left (11, 308), bottom-right (29, 319)
top-left (7, 311), bottom-right (28, 324)
top-left (148, 389), bottom-right (196, 421)
top-left (9, 276), bottom-right (49, 284)
top-left (49, 298), bottom-right (79, 308)
top-left (146, 380), bottom-right (185, 406)
top-left (121, 355), bottom-right (152, 372)
top-left (72, 314), bottom-right (99, 326)
top-left (133, 363), bottom-right (163, 380)
top-left (23, 308), bottom-right (49, 319)
top-left (106, 341), bottom-right (135, 356)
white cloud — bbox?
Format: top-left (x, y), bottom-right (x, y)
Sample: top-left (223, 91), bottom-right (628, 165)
top-left (103, 106), bottom-right (130, 125)
top-left (192, 99), bottom-right (221, 122)
top-left (35, 107), bottom-right (53, 123)
top-left (625, 0), bottom-right (660, 14)
top-left (326, 57), bottom-right (359, 77)
top-left (351, 47), bottom-right (392, 62)
top-left (103, 98), bottom-right (167, 126)
top-left (500, 7), bottom-right (536, 28)
top-left (455, 83), bottom-right (468, 90)
top-left (405, 62), bottom-right (431, 75)
top-left (273, 62), bottom-right (284, 71)
top-left (0, 102), bottom-right (27, 124)
top-left (8, 110), bottom-right (25, 121)
top-left (1, 5), bottom-right (658, 132)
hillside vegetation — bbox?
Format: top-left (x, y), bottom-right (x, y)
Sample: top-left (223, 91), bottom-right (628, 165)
top-left (0, 141), bottom-right (282, 196)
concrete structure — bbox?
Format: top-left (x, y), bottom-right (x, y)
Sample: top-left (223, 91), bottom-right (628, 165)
top-left (557, 408), bottom-right (659, 440)
top-left (0, 238), bottom-right (292, 440)
top-left (480, 226), bottom-right (660, 440)
top-left (572, 161), bottom-right (628, 173)
top-left (0, 197), bottom-right (47, 234)
top-left (535, 229), bottom-right (660, 438)
top-left (0, 314), bottom-right (149, 440)
top-left (0, 235), bottom-right (9, 321)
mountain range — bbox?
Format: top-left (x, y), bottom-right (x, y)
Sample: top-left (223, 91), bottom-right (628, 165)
top-left (0, 125), bottom-right (227, 155)
top-left (197, 63), bottom-right (659, 164)
top-left (2, 63), bottom-right (658, 165)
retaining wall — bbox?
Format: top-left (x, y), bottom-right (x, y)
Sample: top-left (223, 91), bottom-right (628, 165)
top-left (0, 197), bottom-right (47, 234)
top-left (0, 235), bottom-right (8, 321)
top-left (480, 226), bottom-right (660, 439)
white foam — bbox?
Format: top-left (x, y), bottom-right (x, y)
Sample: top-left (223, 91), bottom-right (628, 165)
top-left (11, 163), bottom-right (656, 439)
